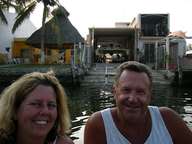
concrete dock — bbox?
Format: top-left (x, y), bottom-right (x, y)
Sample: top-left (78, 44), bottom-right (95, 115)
top-left (0, 64), bottom-right (83, 88)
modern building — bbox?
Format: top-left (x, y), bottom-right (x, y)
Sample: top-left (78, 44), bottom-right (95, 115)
top-left (131, 13), bottom-right (170, 69)
top-left (88, 23), bottom-right (135, 64)
top-left (87, 13), bottom-right (187, 71)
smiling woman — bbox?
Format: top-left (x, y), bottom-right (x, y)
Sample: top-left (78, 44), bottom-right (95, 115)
top-left (0, 71), bottom-right (74, 144)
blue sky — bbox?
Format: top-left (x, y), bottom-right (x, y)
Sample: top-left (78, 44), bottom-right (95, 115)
top-left (30, 0), bottom-right (192, 38)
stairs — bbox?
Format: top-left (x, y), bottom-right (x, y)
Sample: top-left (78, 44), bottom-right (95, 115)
top-left (80, 63), bottom-right (173, 86)
top-left (152, 70), bottom-right (173, 85)
top-left (80, 63), bottom-right (119, 86)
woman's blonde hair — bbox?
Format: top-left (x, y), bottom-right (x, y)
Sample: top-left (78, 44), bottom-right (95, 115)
top-left (0, 71), bottom-right (71, 139)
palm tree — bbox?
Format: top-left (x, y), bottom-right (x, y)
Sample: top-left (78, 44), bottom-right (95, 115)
top-left (0, 0), bottom-right (60, 64)
top-left (0, 0), bottom-right (21, 24)
top-left (11, 0), bottom-right (60, 64)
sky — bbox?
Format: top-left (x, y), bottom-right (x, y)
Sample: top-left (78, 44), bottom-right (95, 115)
top-left (30, 0), bottom-right (192, 38)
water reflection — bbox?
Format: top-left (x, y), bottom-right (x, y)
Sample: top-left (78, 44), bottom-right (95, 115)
top-left (66, 84), bottom-right (192, 144)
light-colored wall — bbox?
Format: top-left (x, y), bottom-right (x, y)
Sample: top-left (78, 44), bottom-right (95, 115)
top-left (0, 11), bottom-right (37, 60)
top-left (170, 37), bottom-right (186, 57)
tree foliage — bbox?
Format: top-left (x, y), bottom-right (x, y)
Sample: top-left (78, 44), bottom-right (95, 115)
top-left (1, 0), bottom-right (60, 64)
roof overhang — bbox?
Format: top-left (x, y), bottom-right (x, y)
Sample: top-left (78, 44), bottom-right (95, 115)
top-left (90, 27), bottom-right (135, 37)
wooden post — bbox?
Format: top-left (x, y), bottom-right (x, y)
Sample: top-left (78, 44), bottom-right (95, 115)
top-left (166, 37), bottom-right (169, 70)
top-left (155, 41), bottom-right (158, 70)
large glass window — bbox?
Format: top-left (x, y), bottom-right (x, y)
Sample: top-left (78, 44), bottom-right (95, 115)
top-left (141, 14), bottom-right (169, 37)
top-left (144, 43), bottom-right (155, 63)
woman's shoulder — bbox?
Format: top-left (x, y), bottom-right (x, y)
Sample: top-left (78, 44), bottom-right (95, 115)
top-left (56, 135), bottom-right (74, 144)
top-left (0, 129), bottom-right (15, 144)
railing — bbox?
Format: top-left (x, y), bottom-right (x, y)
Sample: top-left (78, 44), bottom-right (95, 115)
top-left (105, 62), bottom-right (109, 84)
top-left (176, 56), bottom-right (183, 85)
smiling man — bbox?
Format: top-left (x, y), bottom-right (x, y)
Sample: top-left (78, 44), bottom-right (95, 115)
top-left (84, 61), bottom-right (192, 144)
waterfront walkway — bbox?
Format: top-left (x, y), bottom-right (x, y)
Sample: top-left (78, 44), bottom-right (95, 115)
top-left (0, 64), bottom-right (80, 87)
top-left (0, 63), bottom-right (174, 88)
top-left (80, 63), bottom-right (174, 86)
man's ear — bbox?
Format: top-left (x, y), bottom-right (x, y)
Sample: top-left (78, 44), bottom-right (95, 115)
top-left (149, 87), bottom-right (153, 100)
top-left (149, 91), bottom-right (152, 102)
top-left (112, 85), bottom-right (116, 98)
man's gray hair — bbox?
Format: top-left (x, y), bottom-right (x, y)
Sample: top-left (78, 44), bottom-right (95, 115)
top-left (114, 61), bottom-right (152, 86)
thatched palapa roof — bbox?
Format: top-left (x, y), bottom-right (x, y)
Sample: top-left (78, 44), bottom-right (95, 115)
top-left (26, 6), bottom-right (84, 48)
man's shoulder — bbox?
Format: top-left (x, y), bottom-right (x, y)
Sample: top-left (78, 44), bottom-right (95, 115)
top-left (84, 110), bottom-right (107, 144)
top-left (84, 111), bottom-right (103, 138)
top-left (87, 110), bottom-right (105, 125)
top-left (89, 110), bottom-right (101, 119)
top-left (56, 135), bottom-right (74, 144)
top-left (158, 107), bottom-right (192, 143)
top-left (159, 106), bottom-right (177, 118)
top-left (86, 108), bottom-right (117, 129)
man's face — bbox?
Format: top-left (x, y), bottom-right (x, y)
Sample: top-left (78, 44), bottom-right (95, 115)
top-left (113, 70), bottom-right (151, 123)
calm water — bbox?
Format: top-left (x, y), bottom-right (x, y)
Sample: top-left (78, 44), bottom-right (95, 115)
top-left (66, 84), bottom-right (192, 144)
top-left (0, 84), bottom-right (192, 144)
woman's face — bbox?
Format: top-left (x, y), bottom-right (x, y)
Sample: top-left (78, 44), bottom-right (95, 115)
top-left (16, 84), bottom-right (58, 138)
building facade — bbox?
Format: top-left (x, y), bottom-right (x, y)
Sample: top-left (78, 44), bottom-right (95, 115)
top-left (0, 11), bottom-right (37, 63)
top-left (87, 13), bottom-right (187, 71)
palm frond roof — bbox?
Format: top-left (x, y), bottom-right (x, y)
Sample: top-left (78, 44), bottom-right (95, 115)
top-left (26, 6), bottom-right (84, 48)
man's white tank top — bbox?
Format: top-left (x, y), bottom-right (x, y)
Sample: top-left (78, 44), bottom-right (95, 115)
top-left (101, 106), bottom-right (173, 144)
